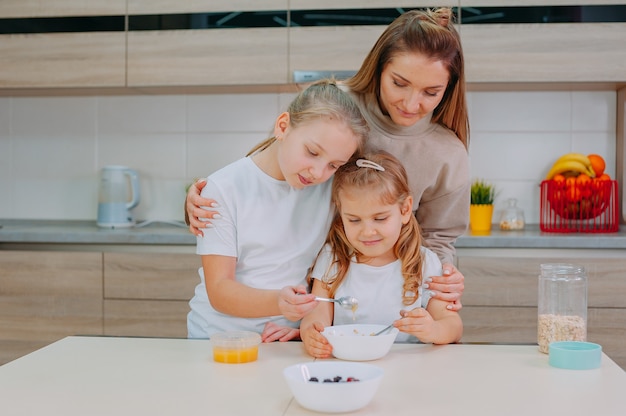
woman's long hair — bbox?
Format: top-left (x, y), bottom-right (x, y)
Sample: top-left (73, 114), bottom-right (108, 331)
top-left (345, 8), bottom-right (469, 149)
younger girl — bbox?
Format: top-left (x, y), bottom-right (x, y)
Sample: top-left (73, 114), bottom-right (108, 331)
top-left (187, 79), bottom-right (368, 342)
top-left (300, 150), bottom-right (463, 358)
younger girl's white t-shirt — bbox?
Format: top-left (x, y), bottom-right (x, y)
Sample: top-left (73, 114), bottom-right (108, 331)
top-left (311, 245), bottom-right (442, 343)
top-left (187, 157), bottom-right (333, 338)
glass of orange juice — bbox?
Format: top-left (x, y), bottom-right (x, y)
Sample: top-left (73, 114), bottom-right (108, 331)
top-left (211, 331), bottom-right (261, 364)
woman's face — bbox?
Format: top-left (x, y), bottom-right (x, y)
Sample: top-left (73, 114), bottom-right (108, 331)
top-left (378, 52), bottom-right (450, 127)
top-left (276, 115), bottom-right (359, 189)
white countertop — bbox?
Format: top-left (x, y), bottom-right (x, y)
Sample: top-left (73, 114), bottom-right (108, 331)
top-left (1, 336), bottom-right (624, 415)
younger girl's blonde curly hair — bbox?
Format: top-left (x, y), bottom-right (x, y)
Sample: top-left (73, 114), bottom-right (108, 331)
top-left (312, 149), bottom-right (425, 306)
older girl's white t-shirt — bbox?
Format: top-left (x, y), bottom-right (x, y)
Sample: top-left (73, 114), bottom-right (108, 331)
top-left (188, 157), bottom-right (333, 338)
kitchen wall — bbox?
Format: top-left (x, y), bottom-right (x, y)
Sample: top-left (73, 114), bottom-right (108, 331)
top-left (0, 89), bottom-right (616, 225)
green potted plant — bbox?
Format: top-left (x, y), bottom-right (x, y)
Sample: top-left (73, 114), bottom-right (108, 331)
top-left (470, 179), bottom-right (496, 234)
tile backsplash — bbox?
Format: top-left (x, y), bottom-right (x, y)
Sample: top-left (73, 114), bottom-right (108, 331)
top-left (0, 90), bottom-right (616, 225)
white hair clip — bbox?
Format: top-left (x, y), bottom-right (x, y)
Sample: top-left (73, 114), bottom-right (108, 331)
top-left (356, 159), bottom-right (385, 171)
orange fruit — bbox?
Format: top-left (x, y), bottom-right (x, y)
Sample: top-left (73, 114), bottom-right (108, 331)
top-left (564, 176), bottom-right (581, 202)
top-left (576, 173), bottom-right (592, 197)
top-left (552, 174), bottom-right (566, 184)
top-left (587, 154), bottom-right (606, 177)
top-left (596, 173), bottom-right (611, 181)
top-left (575, 173), bottom-right (591, 186)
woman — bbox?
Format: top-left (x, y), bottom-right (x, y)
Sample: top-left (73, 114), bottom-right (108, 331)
top-left (186, 8), bottom-right (468, 310)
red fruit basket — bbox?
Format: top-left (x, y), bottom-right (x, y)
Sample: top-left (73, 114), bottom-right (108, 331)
top-left (540, 179), bottom-right (619, 233)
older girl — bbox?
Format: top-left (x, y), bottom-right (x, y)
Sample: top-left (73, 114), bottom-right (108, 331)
top-left (187, 79), bottom-right (368, 341)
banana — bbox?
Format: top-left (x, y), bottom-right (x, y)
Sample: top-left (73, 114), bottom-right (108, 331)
top-left (546, 153), bottom-right (596, 179)
top-left (554, 152), bottom-right (592, 167)
top-left (545, 159), bottom-right (592, 180)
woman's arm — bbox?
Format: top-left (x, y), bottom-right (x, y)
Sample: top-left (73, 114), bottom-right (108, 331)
top-left (300, 279), bottom-right (334, 358)
top-left (417, 177), bottom-right (469, 310)
top-left (202, 255), bottom-right (318, 320)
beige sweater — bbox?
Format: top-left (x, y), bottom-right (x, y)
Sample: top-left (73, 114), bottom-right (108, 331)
top-left (351, 91), bottom-right (470, 265)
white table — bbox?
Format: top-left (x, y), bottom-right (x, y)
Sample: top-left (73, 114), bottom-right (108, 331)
top-left (1, 336), bottom-right (624, 416)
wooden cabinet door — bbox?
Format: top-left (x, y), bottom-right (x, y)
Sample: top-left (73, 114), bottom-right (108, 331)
top-left (461, 23), bottom-right (626, 83)
top-left (0, 32), bottom-right (126, 88)
top-left (0, 251), bottom-right (103, 365)
top-left (103, 252), bottom-right (200, 338)
top-left (127, 28), bottom-right (289, 87)
top-left (288, 26), bottom-right (384, 82)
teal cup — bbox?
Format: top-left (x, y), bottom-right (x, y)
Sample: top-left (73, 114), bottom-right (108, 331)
top-left (549, 341), bottom-right (602, 370)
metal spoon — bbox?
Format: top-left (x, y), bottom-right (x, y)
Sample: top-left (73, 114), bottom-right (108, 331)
top-left (315, 296), bottom-right (359, 310)
top-left (373, 324), bottom-right (394, 336)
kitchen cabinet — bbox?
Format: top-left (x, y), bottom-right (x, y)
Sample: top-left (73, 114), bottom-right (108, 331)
top-left (0, 1), bottom-right (127, 88)
top-left (0, 251), bottom-right (103, 365)
top-left (1, 2), bottom-right (626, 90)
top-left (103, 252), bottom-right (199, 338)
top-left (126, 28), bottom-right (289, 87)
top-left (288, 26), bottom-right (383, 83)
top-left (457, 248), bottom-right (626, 370)
top-left (0, 32), bottom-right (126, 88)
top-left (0, 249), bottom-right (199, 365)
top-left (124, 1), bottom-right (289, 87)
top-left (461, 23), bottom-right (626, 83)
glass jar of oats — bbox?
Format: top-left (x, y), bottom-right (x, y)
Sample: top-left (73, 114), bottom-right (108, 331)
top-left (538, 264), bottom-right (588, 353)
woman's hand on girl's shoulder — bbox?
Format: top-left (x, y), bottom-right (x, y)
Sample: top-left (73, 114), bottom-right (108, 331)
top-left (425, 263), bottom-right (464, 311)
top-left (185, 179), bottom-right (221, 237)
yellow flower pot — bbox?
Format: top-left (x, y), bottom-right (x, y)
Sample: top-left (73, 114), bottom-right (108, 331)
top-left (470, 204), bottom-right (494, 235)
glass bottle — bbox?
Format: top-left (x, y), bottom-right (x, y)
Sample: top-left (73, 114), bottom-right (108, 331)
top-left (499, 198), bottom-right (525, 230)
top-left (537, 263), bottom-right (588, 353)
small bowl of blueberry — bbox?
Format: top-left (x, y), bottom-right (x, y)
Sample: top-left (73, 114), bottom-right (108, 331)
top-left (283, 361), bottom-right (383, 413)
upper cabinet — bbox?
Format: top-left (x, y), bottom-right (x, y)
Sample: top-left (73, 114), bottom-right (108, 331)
top-left (0, 1), bottom-right (126, 88)
top-left (461, 23), bottom-right (626, 83)
top-left (457, 1), bottom-right (626, 83)
top-left (126, 1), bottom-right (289, 87)
top-left (1, 2), bottom-right (625, 90)
top-left (0, 32), bottom-right (126, 88)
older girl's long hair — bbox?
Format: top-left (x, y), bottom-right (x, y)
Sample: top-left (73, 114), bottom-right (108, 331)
top-left (315, 150), bottom-right (424, 306)
top-left (247, 78), bottom-right (369, 156)
top-left (345, 8), bottom-right (469, 149)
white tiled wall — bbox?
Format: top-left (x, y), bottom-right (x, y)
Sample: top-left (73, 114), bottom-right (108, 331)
top-left (0, 90), bottom-right (617, 224)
